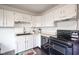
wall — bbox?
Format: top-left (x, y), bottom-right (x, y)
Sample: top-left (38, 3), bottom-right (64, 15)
top-left (14, 23), bottom-right (33, 34)
top-left (41, 27), bottom-right (57, 35)
top-left (0, 28), bottom-right (16, 53)
top-left (56, 19), bottom-right (77, 30)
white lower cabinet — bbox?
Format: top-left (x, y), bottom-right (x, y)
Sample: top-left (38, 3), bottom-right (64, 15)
top-left (16, 35), bottom-right (38, 53)
top-left (33, 35), bottom-right (38, 48)
top-left (25, 38), bottom-right (28, 50)
top-left (33, 34), bottom-right (41, 48)
top-left (16, 34), bottom-right (41, 53)
top-left (36, 34), bottom-right (41, 48)
top-left (16, 36), bottom-right (25, 53)
top-left (27, 36), bottom-right (33, 49)
top-left (25, 36), bottom-right (33, 50)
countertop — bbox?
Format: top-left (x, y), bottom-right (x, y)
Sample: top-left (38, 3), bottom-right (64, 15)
top-left (41, 33), bottom-right (57, 38)
top-left (16, 33), bottom-right (33, 36)
top-left (16, 32), bottom-right (57, 38)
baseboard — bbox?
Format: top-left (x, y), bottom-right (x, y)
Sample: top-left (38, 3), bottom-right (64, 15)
top-left (0, 50), bottom-right (15, 55)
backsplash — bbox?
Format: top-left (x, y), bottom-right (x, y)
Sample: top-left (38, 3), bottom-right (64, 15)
top-left (41, 27), bottom-right (57, 35)
top-left (56, 19), bottom-right (77, 30)
top-left (14, 23), bottom-right (33, 34)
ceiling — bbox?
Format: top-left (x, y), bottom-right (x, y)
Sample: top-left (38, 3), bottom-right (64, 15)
top-left (6, 4), bottom-right (57, 15)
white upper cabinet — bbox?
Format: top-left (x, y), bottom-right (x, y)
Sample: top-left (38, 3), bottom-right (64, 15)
top-left (0, 8), bottom-right (3, 27)
top-left (16, 35), bottom-right (36, 53)
top-left (4, 10), bottom-right (15, 27)
top-left (14, 12), bottom-right (32, 27)
top-left (32, 16), bottom-right (42, 27)
top-left (38, 5), bottom-right (77, 27)
top-left (22, 14), bottom-right (31, 22)
top-left (41, 15), bottom-right (47, 27)
top-left (54, 5), bottom-right (77, 21)
top-left (41, 13), bottom-right (54, 27)
top-left (15, 12), bottom-right (31, 22)
top-left (14, 12), bottom-right (23, 22)
top-left (22, 14), bottom-right (32, 27)
top-left (62, 5), bottom-right (77, 19)
top-left (0, 8), bottom-right (15, 27)
top-left (35, 34), bottom-right (41, 48)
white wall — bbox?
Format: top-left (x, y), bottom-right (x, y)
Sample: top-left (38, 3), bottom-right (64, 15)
top-left (0, 28), bottom-right (16, 53)
top-left (41, 27), bottom-right (57, 35)
top-left (56, 20), bottom-right (77, 30)
top-left (15, 23), bottom-right (33, 34)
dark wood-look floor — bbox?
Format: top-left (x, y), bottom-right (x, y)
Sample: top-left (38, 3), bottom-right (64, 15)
top-left (33, 47), bottom-right (47, 55)
top-left (1, 50), bottom-right (15, 55)
top-left (1, 47), bottom-right (47, 55)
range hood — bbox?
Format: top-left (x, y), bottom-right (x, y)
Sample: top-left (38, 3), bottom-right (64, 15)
top-left (15, 21), bottom-right (31, 24)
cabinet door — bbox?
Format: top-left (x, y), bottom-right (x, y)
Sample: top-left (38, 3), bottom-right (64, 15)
top-left (41, 15), bottom-right (46, 27)
top-left (25, 37), bottom-right (28, 50)
top-left (0, 9), bottom-right (3, 27)
top-left (4, 10), bottom-right (14, 27)
top-left (32, 16), bottom-right (42, 27)
top-left (36, 16), bottom-right (42, 27)
top-left (60, 5), bottom-right (77, 20)
top-left (23, 14), bottom-right (32, 27)
top-left (16, 36), bottom-right (25, 53)
top-left (36, 34), bottom-right (41, 48)
top-left (31, 16), bottom-right (36, 27)
top-left (34, 34), bottom-right (41, 48)
top-left (44, 14), bottom-right (48, 27)
top-left (42, 14), bottom-right (54, 27)
top-left (54, 7), bottom-right (62, 21)
top-left (33, 35), bottom-right (38, 48)
top-left (54, 5), bottom-right (77, 21)
top-left (22, 14), bottom-right (31, 22)
top-left (63, 5), bottom-right (76, 19)
top-left (26, 36), bottom-right (33, 49)
top-left (46, 13), bottom-right (54, 26)
top-left (14, 12), bottom-right (23, 22)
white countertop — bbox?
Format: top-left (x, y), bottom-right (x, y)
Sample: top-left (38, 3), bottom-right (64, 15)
top-left (41, 33), bottom-right (57, 38)
top-left (16, 32), bottom-right (57, 38)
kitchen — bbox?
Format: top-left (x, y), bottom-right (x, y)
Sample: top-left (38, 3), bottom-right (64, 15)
top-left (0, 4), bottom-right (79, 55)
